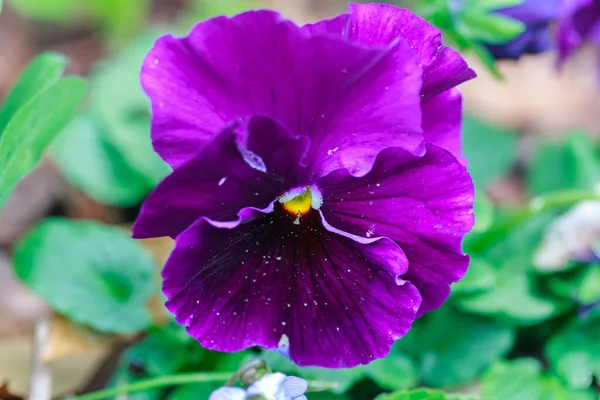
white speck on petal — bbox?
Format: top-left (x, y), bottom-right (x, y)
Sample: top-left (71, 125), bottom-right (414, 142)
top-left (218, 177), bottom-right (227, 186)
top-left (241, 148), bottom-right (266, 172)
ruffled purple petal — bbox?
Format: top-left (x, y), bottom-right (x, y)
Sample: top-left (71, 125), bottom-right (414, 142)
top-left (132, 116), bottom-right (309, 239)
top-left (302, 4), bottom-right (475, 99)
top-left (557, 0), bottom-right (600, 64)
top-left (163, 205), bottom-right (420, 368)
top-left (421, 89), bottom-right (465, 164)
top-left (317, 144), bottom-right (474, 316)
top-left (499, 0), bottom-right (561, 23)
top-left (143, 9), bottom-right (424, 171)
top-left (302, 37), bottom-right (424, 178)
top-left (302, 13), bottom-right (350, 36)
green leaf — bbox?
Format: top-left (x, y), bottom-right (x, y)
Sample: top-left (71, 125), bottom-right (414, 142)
top-left (54, 31), bottom-right (169, 206)
top-left (462, 114), bottom-right (518, 188)
top-left (0, 77), bottom-right (87, 210)
top-left (108, 359), bottom-right (165, 400)
top-left (546, 265), bottom-right (592, 301)
top-left (527, 133), bottom-right (600, 196)
top-left (13, 218), bottom-right (156, 333)
top-left (88, 31), bottom-right (168, 180)
top-left (455, 261), bottom-right (558, 324)
top-left (482, 358), bottom-right (597, 400)
top-left (470, 42), bottom-right (503, 79)
top-left (472, 190), bottom-right (494, 232)
top-left (458, 12), bottom-right (525, 44)
top-left (578, 266), bottom-right (600, 304)
top-left (545, 317), bottom-right (600, 389)
top-left (451, 257), bottom-right (497, 294)
top-left (478, 210), bottom-right (557, 263)
top-left (376, 389), bottom-right (476, 400)
top-left (0, 52), bottom-right (67, 135)
top-left (260, 351), bottom-right (363, 393)
top-left (55, 32), bottom-right (169, 206)
top-left (459, 211), bottom-right (565, 323)
top-left (362, 352), bottom-right (418, 391)
top-left (414, 0), bottom-right (454, 30)
top-left (126, 323), bottom-right (198, 377)
top-left (398, 306), bottom-right (515, 387)
top-left (52, 115), bottom-right (153, 206)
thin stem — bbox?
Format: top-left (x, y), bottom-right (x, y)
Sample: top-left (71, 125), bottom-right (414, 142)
top-left (68, 372), bottom-right (234, 400)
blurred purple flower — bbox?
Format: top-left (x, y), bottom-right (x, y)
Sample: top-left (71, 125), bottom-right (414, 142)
top-left (133, 4), bottom-right (475, 367)
top-left (247, 373), bottom-right (308, 400)
top-left (485, 0), bottom-right (561, 60)
top-left (209, 387), bottom-right (246, 400)
top-left (557, 0), bottom-right (600, 64)
top-left (209, 374), bottom-right (307, 400)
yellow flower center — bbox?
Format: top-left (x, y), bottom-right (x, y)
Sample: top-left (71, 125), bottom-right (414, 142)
top-left (280, 187), bottom-right (313, 215)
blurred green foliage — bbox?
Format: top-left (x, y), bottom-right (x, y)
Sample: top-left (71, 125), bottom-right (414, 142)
top-left (53, 32), bottom-right (169, 207)
top-left (13, 218), bottom-right (157, 333)
top-left (7, 0), bottom-right (151, 40)
top-left (414, 0), bottom-right (526, 76)
top-left (0, 52), bottom-right (87, 210)
top-left (3, 0), bottom-right (600, 399)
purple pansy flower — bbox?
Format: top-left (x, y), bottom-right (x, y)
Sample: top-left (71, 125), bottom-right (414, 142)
top-left (557, 0), bottom-right (600, 64)
top-left (485, 0), bottom-right (561, 60)
top-left (133, 4), bottom-right (475, 368)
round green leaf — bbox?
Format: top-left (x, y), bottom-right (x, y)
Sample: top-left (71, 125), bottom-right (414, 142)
top-left (13, 218), bottom-right (156, 333)
top-left (52, 115), bottom-right (152, 206)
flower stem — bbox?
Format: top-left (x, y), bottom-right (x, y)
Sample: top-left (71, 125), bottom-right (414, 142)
top-left (529, 189), bottom-right (600, 212)
top-left (67, 372), bottom-right (234, 400)
top-left (470, 189), bottom-right (600, 252)
top-left (307, 379), bottom-right (342, 392)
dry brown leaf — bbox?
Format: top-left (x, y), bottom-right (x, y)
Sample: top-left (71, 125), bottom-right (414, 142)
top-left (0, 383), bottom-right (22, 400)
top-left (41, 314), bottom-right (122, 362)
top-left (0, 315), bottom-right (124, 398)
